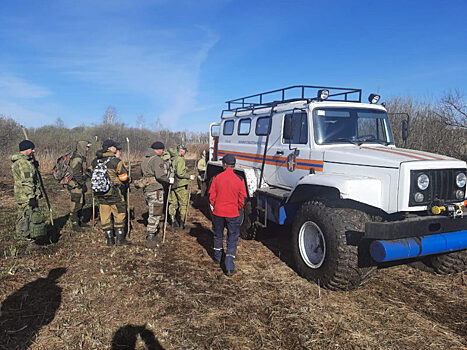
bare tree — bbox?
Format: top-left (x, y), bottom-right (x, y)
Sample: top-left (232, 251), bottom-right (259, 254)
top-left (103, 106), bottom-right (117, 125)
top-left (55, 117), bottom-right (65, 128)
top-left (435, 90), bottom-right (467, 129)
top-left (136, 115), bottom-right (145, 130)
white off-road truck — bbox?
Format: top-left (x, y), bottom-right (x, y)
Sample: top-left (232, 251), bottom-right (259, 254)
top-left (203, 85), bottom-right (467, 290)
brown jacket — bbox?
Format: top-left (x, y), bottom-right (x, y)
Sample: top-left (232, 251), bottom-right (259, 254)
top-left (140, 148), bottom-right (169, 193)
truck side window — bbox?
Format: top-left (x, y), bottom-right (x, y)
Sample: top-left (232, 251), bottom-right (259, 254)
top-left (283, 112), bottom-right (308, 144)
top-left (256, 117), bottom-right (270, 136)
top-left (223, 120), bottom-right (234, 135)
top-left (238, 118), bottom-right (251, 135)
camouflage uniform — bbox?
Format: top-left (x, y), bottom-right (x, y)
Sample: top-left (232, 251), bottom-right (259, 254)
top-left (90, 148), bottom-right (129, 245)
top-left (168, 147), bottom-right (190, 227)
top-left (11, 153), bottom-right (46, 241)
top-left (196, 149), bottom-right (208, 193)
top-left (67, 141), bottom-right (89, 229)
top-left (141, 147), bottom-right (170, 239)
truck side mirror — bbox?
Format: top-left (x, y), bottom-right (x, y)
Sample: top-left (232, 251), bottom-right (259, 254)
top-left (283, 115), bottom-right (294, 140)
top-left (402, 119), bottom-right (409, 141)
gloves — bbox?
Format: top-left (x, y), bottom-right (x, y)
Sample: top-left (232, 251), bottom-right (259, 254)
top-left (32, 160), bottom-right (39, 168)
top-left (169, 177), bottom-right (174, 184)
top-left (28, 197), bottom-right (38, 208)
top-left (190, 175), bottom-right (195, 180)
top-left (81, 183), bottom-right (88, 193)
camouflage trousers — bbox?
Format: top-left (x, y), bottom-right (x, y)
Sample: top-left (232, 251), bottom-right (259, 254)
top-left (168, 185), bottom-right (188, 219)
top-left (15, 202), bottom-right (47, 240)
top-left (68, 187), bottom-right (85, 222)
top-left (144, 190), bottom-right (164, 234)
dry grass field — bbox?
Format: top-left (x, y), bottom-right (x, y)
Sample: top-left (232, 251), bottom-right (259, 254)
top-left (0, 162), bottom-right (465, 350)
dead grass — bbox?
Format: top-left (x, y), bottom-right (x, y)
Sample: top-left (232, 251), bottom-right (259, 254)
top-left (0, 166), bottom-right (466, 350)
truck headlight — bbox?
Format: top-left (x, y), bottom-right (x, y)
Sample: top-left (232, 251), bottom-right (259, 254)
top-left (456, 190), bottom-right (465, 200)
top-left (456, 172), bottom-right (466, 188)
top-left (417, 174), bottom-right (429, 190)
top-left (414, 192), bottom-right (424, 202)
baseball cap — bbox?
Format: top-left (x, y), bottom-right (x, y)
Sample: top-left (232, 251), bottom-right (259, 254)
top-left (222, 154), bottom-right (236, 165)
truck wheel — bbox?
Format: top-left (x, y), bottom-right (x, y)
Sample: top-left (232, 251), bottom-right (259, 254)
top-left (428, 250), bottom-right (467, 274)
top-left (291, 201), bottom-right (375, 291)
top-left (240, 201), bottom-right (257, 240)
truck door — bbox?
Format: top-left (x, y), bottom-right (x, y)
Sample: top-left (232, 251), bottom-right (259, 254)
top-left (209, 122), bottom-right (220, 161)
top-left (269, 110), bottom-right (313, 188)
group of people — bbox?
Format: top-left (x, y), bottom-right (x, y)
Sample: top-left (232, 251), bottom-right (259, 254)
top-left (11, 139), bottom-right (247, 276)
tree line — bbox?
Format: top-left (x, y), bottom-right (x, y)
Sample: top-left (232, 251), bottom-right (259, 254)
top-left (0, 92), bottom-right (465, 177)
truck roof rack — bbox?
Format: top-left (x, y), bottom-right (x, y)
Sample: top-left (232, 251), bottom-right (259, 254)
top-left (221, 85), bottom-right (362, 118)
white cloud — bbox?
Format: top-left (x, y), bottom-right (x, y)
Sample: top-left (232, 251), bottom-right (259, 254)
top-left (0, 73), bottom-right (51, 99)
top-left (40, 26), bottom-right (219, 129)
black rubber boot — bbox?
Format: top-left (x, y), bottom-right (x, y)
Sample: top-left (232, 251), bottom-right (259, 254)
top-left (105, 229), bottom-right (115, 246)
top-left (72, 221), bottom-right (84, 233)
top-left (115, 228), bottom-right (131, 246)
top-left (178, 219), bottom-right (185, 230)
top-left (170, 215), bottom-right (178, 229)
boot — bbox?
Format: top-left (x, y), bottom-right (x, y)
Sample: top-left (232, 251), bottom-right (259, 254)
top-left (72, 221), bottom-right (84, 233)
top-left (170, 215), bottom-right (178, 229)
top-left (178, 218), bottom-right (186, 230)
top-left (115, 227), bottom-right (131, 246)
top-left (105, 229), bottom-right (115, 246)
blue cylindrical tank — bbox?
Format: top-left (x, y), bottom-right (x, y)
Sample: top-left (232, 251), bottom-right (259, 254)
top-left (370, 230), bottom-right (467, 263)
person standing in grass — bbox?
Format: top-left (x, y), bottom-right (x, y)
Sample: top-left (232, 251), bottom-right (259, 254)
top-left (89, 140), bottom-right (130, 246)
top-left (168, 144), bottom-right (194, 230)
top-left (140, 141), bottom-right (173, 243)
top-left (67, 140), bottom-right (91, 232)
top-left (11, 140), bottom-right (47, 247)
top-left (209, 154), bottom-right (247, 276)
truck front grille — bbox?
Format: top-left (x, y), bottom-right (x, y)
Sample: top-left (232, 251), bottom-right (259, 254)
top-left (409, 168), bottom-right (465, 206)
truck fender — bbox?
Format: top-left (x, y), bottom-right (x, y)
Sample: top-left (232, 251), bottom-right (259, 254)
top-left (287, 173), bottom-right (383, 209)
top-left (206, 162), bottom-right (258, 198)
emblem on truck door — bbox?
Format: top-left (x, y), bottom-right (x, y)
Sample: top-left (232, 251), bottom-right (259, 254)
top-left (287, 153), bottom-right (297, 172)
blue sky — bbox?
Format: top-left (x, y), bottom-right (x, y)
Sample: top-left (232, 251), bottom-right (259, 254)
top-left (0, 0), bottom-right (466, 132)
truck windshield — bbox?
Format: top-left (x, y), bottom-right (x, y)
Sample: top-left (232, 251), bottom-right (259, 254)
top-left (313, 108), bottom-right (394, 145)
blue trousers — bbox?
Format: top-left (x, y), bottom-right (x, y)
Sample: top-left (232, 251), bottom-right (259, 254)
top-left (212, 214), bottom-right (241, 271)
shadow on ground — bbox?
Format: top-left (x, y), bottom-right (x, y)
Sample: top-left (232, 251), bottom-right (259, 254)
top-left (111, 324), bottom-right (164, 350)
top-left (0, 267), bottom-right (66, 350)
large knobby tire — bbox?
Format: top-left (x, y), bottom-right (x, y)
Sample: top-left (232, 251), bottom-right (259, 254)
top-left (291, 201), bottom-right (376, 291)
top-left (428, 250), bottom-right (467, 274)
top-left (240, 201), bottom-right (257, 240)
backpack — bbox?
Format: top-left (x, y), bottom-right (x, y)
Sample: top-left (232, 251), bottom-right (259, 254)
top-left (91, 158), bottom-right (113, 194)
top-left (53, 151), bottom-right (74, 184)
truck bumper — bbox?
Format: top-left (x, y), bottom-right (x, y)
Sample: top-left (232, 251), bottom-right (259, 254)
top-left (365, 215), bottom-right (467, 240)
top-left (369, 230), bottom-right (467, 262)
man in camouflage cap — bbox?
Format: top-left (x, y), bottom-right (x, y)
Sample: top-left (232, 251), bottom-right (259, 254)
top-left (67, 140), bottom-right (91, 232)
top-left (11, 140), bottom-right (47, 246)
top-left (168, 144), bottom-right (194, 229)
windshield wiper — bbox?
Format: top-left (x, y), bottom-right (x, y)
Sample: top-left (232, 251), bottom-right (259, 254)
top-left (326, 138), bottom-right (360, 145)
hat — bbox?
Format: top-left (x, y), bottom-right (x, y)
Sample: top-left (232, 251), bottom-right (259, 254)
top-left (222, 154), bottom-right (236, 165)
top-left (19, 140), bottom-right (35, 151)
top-left (102, 139), bottom-right (121, 150)
top-left (177, 144), bottom-right (188, 152)
top-left (151, 141), bottom-right (165, 150)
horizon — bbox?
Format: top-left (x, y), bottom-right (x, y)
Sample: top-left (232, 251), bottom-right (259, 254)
top-left (1, 0), bottom-right (466, 132)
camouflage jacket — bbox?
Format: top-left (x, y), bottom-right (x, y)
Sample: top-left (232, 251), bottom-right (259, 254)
top-left (90, 150), bottom-right (128, 197)
top-left (68, 141), bottom-right (88, 189)
top-left (140, 148), bottom-right (169, 193)
top-left (173, 155), bottom-right (190, 188)
top-left (11, 153), bottom-right (40, 204)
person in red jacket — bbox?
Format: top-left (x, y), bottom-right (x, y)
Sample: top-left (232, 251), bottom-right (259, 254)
top-left (209, 154), bottom-right (247, 276)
